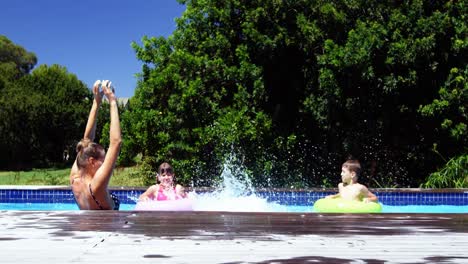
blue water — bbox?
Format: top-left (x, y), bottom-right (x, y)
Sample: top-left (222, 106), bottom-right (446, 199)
top-left (2, 163), bottom-right (467, 213)
top-left (1, 202), bottom-right (467, 213)
top-left (0, 203), bottom-right (132, 211)
top-left (381, 205), bottom-right (468, 213)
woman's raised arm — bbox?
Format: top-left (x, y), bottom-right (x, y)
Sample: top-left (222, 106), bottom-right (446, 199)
top-left (83, 80), bottom-right (104, 140)
top-left (93, 80), bottom-right (122, 188)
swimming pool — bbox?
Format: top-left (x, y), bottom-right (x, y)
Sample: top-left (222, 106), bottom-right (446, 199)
top-left (1, 187), bottom-right (467, 213)
top-left (1, 202), bottom-right (468, 213)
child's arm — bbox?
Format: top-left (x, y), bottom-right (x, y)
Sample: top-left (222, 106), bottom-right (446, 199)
top-left (326, 193), bottom-right (340, 199)
top-left (175, 184), bottom-right (187, 198)
top-left (362, 186), bottom-right (378, 203)
top-left (139, 185), bottom-right (158, 201)
top-left (326, 183), bottom-right (343, 199)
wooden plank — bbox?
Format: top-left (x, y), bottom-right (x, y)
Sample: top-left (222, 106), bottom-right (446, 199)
top-left (0, 211), bottom-right (467, 263)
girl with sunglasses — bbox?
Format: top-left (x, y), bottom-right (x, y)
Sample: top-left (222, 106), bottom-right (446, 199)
top-left (138, 162), bottom-right (187, 201)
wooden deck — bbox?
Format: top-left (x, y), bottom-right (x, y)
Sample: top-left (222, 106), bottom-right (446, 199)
top-left (1, 211), bottom-right (467, 263)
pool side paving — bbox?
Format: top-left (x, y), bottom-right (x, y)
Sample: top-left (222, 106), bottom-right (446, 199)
top-left (0, 211), bottom-right (467, 263)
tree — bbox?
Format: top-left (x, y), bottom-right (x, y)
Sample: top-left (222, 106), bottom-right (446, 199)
top-left (0, 35), bottom-right (37, 82)
top-left (419, 65), bottom-right (467, 188)
top-left (0, 37), bottom-right (91, 169)
top-left (0, 35), bottom-right (38, 168)
top-left (123, 0), bottom-right (467, 187)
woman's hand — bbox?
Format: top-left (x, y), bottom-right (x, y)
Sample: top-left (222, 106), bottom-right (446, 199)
top-left (101, 80), bottom-right (116, 102)
top-left (93, 80), bottom-right (103, 104)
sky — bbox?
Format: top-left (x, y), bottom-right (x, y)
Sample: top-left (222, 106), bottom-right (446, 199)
top-left (1, 0), bottom-right (186, 98)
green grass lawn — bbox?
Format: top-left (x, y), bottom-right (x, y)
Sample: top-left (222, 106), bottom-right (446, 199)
top-left (0, 166), bottom-right (146, 187)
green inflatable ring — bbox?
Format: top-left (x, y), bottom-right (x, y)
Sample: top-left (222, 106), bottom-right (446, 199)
top-left (313, 198), bottom-right (382, 213)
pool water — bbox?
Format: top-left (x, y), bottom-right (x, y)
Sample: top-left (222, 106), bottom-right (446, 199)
top-left (2, 166), bottom-right (467, 213)
top-left (1, 202), bottom-right (467, 213)
top-left (381, 205), bottom-right (468, 213)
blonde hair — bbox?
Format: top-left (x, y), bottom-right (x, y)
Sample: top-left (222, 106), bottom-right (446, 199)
top-left (76, 139), bottom-right (104, 169)
top-left (342, 159), bottom-right (361, 178)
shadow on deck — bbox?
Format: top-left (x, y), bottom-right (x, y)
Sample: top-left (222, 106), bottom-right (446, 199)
top-left (1, 211), bottom-right (467, 263)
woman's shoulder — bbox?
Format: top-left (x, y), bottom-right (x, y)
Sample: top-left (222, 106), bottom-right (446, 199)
top-left (69, 161), bottom-right (79, 177)
top-left (69, 167), bottom-right (81, 185)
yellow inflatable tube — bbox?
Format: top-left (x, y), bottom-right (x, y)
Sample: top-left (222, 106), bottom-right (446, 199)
top-left (313, 198), bottom-right (382, 213)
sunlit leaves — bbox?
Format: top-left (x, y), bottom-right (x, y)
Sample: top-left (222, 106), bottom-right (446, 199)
top-left (123, 0), bottom-right (467, 188)
top-left (419, 66), bottom-right (468, 142)
top-left (0, 53), bottom-right (90, 168)
top-left (0, 35), bottom-right (37, 80)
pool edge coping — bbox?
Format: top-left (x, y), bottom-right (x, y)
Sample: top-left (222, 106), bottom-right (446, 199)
top-left (1, 185), bottom-right (467, 193)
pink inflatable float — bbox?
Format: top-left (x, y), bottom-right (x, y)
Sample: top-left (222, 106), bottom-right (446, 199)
top-left (134, 198), bottom-right (194, 211)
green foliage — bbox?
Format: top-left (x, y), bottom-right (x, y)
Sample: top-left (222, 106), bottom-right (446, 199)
top-left (121, 0), bottom-right (467, 187)
top-left (423, 153), bottom-right (468, 188)
top-left (44, 170), bottom-right (65, 185)
top-left (0, 36), bottom-right (92, 169)
top-left (139, 156), bottom-right (160, 186)
top-left (419, 66), bottom-right (467, 142)
top-left (122, 1), bottom-right (275, 185)
top-left (0, 167), bottom-right (147, 186)
top-left (0, 168), bottom-right (70, 185)
top-left (0, 35), bottom-right (37, 81)
top-left (109, 166), bottom-right (147, 187)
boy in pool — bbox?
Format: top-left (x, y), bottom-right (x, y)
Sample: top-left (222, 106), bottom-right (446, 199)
top-left (138, 162), bottom-right (187, 201)
top-left (326, 159), bottom-right (378, 203)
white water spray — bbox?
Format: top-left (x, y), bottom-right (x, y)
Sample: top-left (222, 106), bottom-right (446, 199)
top-left (190, 157), bottom-right (288, 212)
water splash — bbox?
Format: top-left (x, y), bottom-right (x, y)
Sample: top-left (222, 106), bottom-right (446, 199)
top-left (128, 154), bottom-right (292, 212)
top-left (191, 155), bottom-right (289, 212)
top-left (214, 158), bottom-right (254, 197)
top-left (126, 191), bottom-right (141, 203)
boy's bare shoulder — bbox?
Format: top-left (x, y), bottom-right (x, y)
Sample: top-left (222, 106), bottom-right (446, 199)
top-left (357, 183), bottom-right (369, 190)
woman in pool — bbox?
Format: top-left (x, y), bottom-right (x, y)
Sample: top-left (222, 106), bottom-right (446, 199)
top-left (138, 162), bottom-right (187, 201)
top-left (69, 80), bottom-right (122, 210)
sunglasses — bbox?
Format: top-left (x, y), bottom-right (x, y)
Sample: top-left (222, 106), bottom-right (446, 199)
top-left (158, 167), bottom-right (173, 175)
